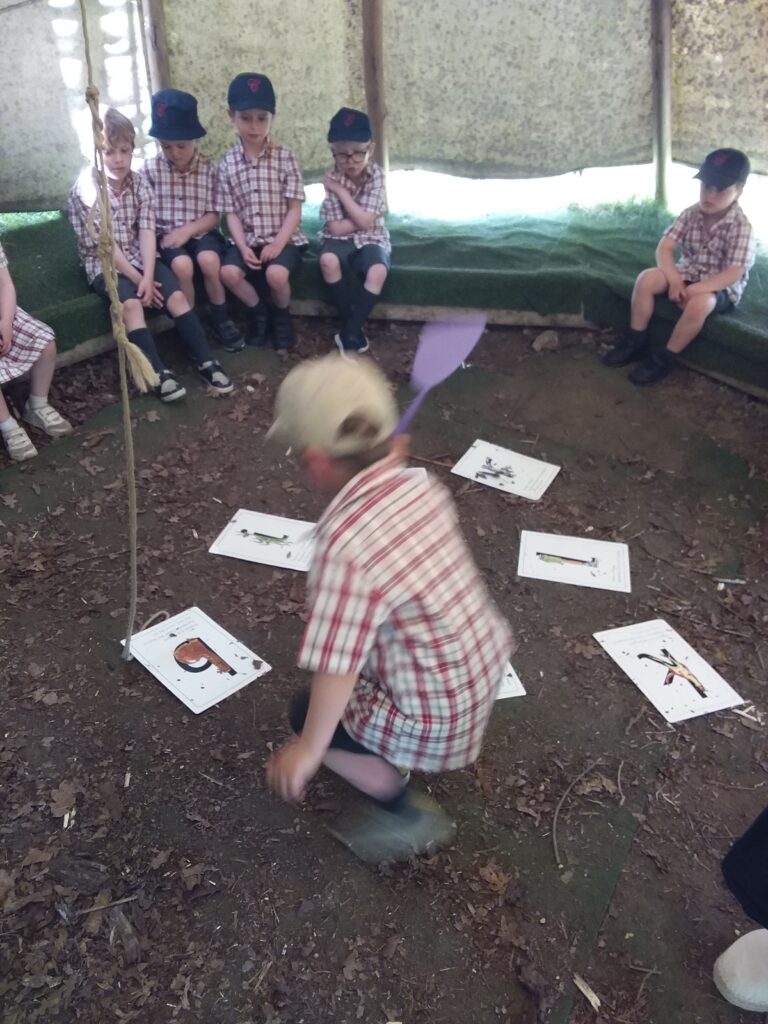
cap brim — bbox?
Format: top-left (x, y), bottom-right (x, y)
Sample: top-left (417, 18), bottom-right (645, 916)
top-left (149, 126), bottom-right (206, 141)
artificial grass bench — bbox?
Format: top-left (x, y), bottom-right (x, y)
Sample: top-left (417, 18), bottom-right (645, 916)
top-left (1, 202), bottom-right (766, 394)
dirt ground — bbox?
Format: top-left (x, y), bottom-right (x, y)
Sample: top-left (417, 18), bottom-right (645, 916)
top-left (1, 318), bottom-right (767, 1024)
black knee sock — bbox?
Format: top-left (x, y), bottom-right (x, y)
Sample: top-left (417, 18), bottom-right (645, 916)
top-left (173, 310), bottom-right (213, 365)
top-left (327, 278), bottom-right (353, 320)
top-left (208, 301), bottom-right (228, 326)
top-left (344, 287), bottom-right (379, 341)
top-left (627, 327), bottom-right (649, 346)
top-left (127, 328), bottom-right (164, 373)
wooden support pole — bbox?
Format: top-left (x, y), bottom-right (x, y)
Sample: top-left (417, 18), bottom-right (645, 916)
top-left (139, 0), bottom-right (171, 92)
top-left (652, 0), bottom-right (672, 207)
top-left (362, 0), bottom-right (389, 174)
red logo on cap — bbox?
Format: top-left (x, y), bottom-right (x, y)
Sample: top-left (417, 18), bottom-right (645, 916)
top-left (248, 78), bottom-right (261, 93)
top-left (344, 112), bottom-right (355, 126)
top-left (156, 102), bottom-right (167, 117)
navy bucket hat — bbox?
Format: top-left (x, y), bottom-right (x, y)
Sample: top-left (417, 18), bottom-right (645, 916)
top-left (148, 89), bottom-right (206, 141)
top-left (228, 73), bottom-right (276, 113)
top-left (328, 107), bottom-right (372, 143)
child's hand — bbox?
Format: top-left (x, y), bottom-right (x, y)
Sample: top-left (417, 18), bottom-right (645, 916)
top-left (240, 246), bottom-right (262, 270)
top-left (324, 172), bottom-right (345, 196)
top-left (0, 319), bottom-right (13, 356)
top-left (161, 228), bottom-right (189, 251)
top-left (667, 274), bottom-right (687, 304)
top-left (259, 242), bottom-right (283, 263)
top-left (266, 737), bottom-right (323, 802)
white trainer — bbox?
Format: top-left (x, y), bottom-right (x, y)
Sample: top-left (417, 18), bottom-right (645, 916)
top-left (23, 401), bottom-right (73, 437)
top-left (2, 423), bottom-right (38, 462)
top-left (713, 929), bottom-right (768, 1012)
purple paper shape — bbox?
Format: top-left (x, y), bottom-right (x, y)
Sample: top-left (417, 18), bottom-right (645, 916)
top-left (395, 313), bottom-right (487, 434)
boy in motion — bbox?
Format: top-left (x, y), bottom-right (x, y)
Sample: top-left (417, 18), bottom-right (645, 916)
top-left (266, 354), bottom-right (512, 862)
top-left (603, 149), bottom-right (755, 386)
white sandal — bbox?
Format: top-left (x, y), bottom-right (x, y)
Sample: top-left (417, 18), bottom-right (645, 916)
top-left (2, 423), bottom-right (38, 462)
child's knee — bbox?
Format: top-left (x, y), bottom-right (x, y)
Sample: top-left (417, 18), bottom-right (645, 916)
top-left (365, 263), bottom-right (388, 290)
top-left (288, 689), bottom-right (311, 733)
top-left (171, 255), bottom-right (194, 281)
top-left (265, 264), bottom-right (289, 289)
top-left (319, 252), bottom-right (341, 278)
top-left (197, 251), bottom-right (220, 277)
top-left (220, 263), bottom-right (241, 287)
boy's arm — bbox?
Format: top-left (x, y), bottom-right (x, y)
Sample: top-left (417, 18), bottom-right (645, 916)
top-left (260, 198), bottom-right (302, 262)
top-left (226, 212), bottom-right (261, 269)
top-left (686, 264), bottom-right (746, 295)
top-left (162, 211), bottom-right (219, 250)
top-left (266, 671), bottom-right (358, 801)
top-left (655, 235), bottom-right (686, 301)
top-left (0, 266), bottom-right (18, 356)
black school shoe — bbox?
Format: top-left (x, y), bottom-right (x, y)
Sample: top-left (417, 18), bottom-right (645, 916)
top-left (197, 360), bottom-right (234, 395)
top-left (334, 332), bottom-right (370, 358)
top-left (210, 317), bottom-right (245, 353)
top-left (271, 307), bottom-right (295, 353)
top-left (602, 335), bottom-right (650, 367)
top-left (246, 307), bottom-right (270, 347)
top-left (628, 350), bottom-right (677, 386)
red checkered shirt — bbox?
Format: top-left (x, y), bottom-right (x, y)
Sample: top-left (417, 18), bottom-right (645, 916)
top-left (319, 163), bottom-right (390, 253)
top-left (218, 141), bottom-right (307, 247)
top-left (664, 201), bottom-right (756, 304)
top-left (297, 457), bottom-right (512, 772)
top-left (140, 151), bottom-right (219, 237)
top-left (68, 169), bottom-right (154, 284)
top-left (0, 241), bottom-right (56, 385)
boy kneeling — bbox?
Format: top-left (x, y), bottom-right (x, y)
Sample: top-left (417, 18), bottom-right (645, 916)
top-left (266, 355), bottom-right (512, 862)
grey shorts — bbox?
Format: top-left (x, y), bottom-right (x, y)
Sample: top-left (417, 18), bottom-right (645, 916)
top-left (319, 239), bottom-right (391, 274)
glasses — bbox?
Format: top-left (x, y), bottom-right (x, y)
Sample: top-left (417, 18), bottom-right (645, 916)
top-left (331, 149), bottom-right (369, 162)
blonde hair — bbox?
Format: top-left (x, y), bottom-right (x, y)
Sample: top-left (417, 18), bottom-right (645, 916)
top-left (103, 107), bottom-right (135, 148)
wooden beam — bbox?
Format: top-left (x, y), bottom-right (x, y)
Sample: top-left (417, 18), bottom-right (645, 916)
top-left (651, 0), bottom-right (672, 207)
top-left (139, 0), bottom-right (171, 92)
top-left (362, 0), bottom-right (388, 174)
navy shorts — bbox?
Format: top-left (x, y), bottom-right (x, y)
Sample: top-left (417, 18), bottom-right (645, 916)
top-left (222, 241), bottom-right (305, 279)
top-left (288, 689), bottom-right (374, 756)
top-left (159, 229), bottom-right (226, 268)
top-left (91, 262), bottom-right (181, 308)
top-left (320, 239), bottom-right (391, 274)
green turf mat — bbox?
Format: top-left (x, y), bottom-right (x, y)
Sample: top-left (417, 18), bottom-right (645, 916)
top-left (1, 201), bottom-right (766, 387)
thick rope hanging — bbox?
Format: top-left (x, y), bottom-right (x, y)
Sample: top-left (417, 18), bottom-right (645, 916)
top-left (78, 0), bottom-right (154, 660)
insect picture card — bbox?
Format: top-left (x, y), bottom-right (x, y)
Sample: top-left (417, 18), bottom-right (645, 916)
top-left (517, 530), bottom-right (631, 593)
top-left (209, 509), bottom-right (316, 572)
top-left (125, 607), bottom-right (272, 714)
top-left (452, 439), bottom-right (560, 501)
top-left (497, 662), bottom-right (526, 699)
top-left (593, 619), bottom-right (744, 723)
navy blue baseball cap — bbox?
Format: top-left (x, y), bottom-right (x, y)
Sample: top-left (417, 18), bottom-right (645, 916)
top-left (148, 89), bottom-right (206, 141)
top-left (694, 148), bottom-right (750, 190)
top-left (228, 73), bottom-right (276, 113)
top-left (328, 107), bottom-right (372, 143)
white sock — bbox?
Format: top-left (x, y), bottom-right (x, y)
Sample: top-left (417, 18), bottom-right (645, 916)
top-left (0, 416), bottom-right (18, 434)
top-left (28, 394), bottom-right (48, 410)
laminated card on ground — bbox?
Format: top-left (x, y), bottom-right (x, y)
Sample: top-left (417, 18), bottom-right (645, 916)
top-left (593, 619), bottom-right (743, 723)
top-left (125, 607), bottom-right (271, 714)
top-left (517, 530), bottom-right (631, 593)
top-left (209, 510), bottom-right (316, 572)
top-left (452, 439), bottom-right (560, 501)
top-left (497, 662), bottom-right (526, 699)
